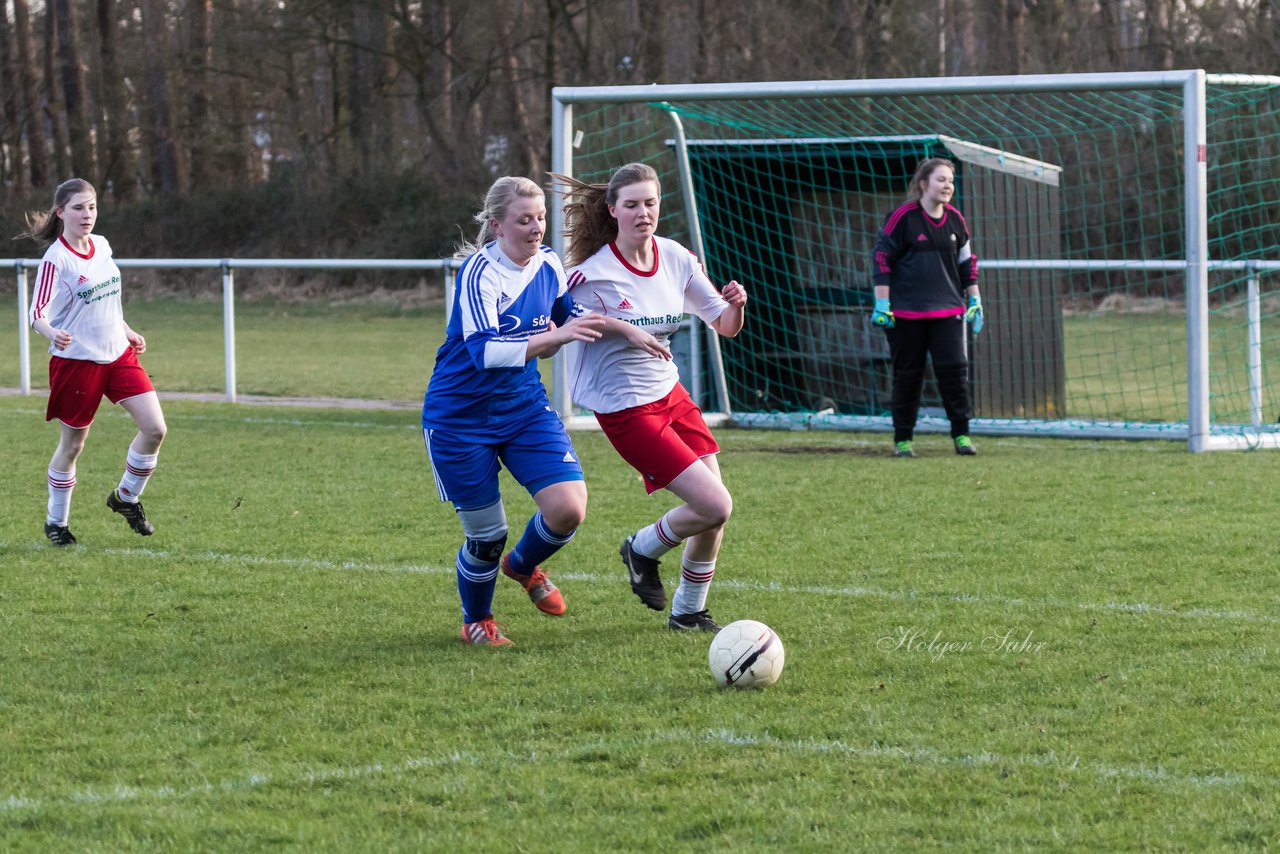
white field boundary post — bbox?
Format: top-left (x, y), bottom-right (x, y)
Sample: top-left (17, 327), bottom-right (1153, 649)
top-left (221, 260), bottom-right (237, 403)
top-left (665, 107), bottom-right (732, 415)
top-left (549, 93), bottom-right (574, 419)
top-left (666, 109), bottom-right (704, 405)
top-left (16, 260), bottom-right (32, 394)
top-left (1248, 262), bottom-right (1263, 428)
top-left (1184, 70), bottom-right (1211, 452)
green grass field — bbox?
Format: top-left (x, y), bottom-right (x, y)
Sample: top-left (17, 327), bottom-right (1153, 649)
top-left (2, 389), bottom-right (1279, 850)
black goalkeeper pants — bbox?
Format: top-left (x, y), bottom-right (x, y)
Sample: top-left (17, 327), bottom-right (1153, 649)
top-left (884, 315), bottom-right (971, 442)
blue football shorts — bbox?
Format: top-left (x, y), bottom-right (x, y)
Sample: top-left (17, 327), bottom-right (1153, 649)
top-left (424, 406), bottom-right (584, 510)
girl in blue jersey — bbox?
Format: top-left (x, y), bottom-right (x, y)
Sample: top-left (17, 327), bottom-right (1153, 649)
top-left (422, 176), bottom-right (608, 646)
top-left (871, 158), bottom-right (984, 457)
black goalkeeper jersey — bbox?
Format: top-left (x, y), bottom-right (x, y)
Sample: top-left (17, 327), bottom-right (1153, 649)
top-left (871, 201), bottom-right (979, 318)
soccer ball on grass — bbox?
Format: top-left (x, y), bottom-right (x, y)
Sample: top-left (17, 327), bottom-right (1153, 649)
top-left (708, 620), bottom-right (785, 689)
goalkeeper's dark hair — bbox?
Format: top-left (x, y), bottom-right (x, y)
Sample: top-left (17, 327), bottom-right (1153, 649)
top-left (906, 158), bottom-right (956, 203)
top-left (551, 162), bottom-right (660, 267)
top-left (13, 178), bottom-right (96, 244)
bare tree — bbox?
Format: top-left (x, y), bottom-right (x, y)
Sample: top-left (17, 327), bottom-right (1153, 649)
top-left (96, 0), bottom-right (136, 199)
top-left (0, 0), bottom-right (24, 191)
top-left (11, 0), bottom-right (48, 188)
top-left (2, 0), bottom-right (1278, 215)
top-left (54, 0), bottom-right (95, 177)
top-left (187, 0), bottom-right (215, 187)
top-left (1096, 0), bottom-right (1127, 70)
top-left (498, 6), bottom-right (539, 175)
top-left (214, 0), bottom-right (256, 186)
top-left (140, 0), bottom-right (183, 193)
top-left (43, 5), bottom-right (71, 178)
top-left (349, 0), bottom-right (388, 175)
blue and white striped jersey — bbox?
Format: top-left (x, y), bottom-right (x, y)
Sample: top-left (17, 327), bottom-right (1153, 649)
top-left (422, 242), bottom-right (582, 438)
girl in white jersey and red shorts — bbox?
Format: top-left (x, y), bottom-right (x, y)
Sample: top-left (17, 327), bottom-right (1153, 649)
top-left (19, 178), bottom-right (168, 546)
top-left (556, 163), bottom-right (748, 633)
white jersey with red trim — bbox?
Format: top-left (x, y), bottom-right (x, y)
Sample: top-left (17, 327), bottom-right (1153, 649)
top-left (30, 235), bottom-right (128, 363)
top-left (566, 235), bottom-right (728, 414)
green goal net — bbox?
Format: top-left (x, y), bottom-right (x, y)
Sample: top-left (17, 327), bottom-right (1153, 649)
top-left (551, 72), bottom-right (1280, 451)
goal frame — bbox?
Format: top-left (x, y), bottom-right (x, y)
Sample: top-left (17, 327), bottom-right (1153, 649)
top-left (550, 71), bottom-right (1280, 452)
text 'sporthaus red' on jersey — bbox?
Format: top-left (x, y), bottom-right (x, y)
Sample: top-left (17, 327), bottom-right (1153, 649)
top-left (565, 235), bottom-right (729, 415)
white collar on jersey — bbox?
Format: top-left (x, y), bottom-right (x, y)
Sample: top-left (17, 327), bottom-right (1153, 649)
top-left (487, 241), bottom-right (540, 272)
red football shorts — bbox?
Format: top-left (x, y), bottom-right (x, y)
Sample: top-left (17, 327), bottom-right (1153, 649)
top-left (47, 348), bottom-right (155, 428)
top-left (594, 383), bottom-right (719, 494)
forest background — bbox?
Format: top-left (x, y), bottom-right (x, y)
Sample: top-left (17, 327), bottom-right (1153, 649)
top-left (1, 0), bottom-right (1278, 280)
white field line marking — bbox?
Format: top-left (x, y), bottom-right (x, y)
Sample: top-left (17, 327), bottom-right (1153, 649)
top-left (0, 406), bottom-right (414, 431)
top-left (5, 542), bottom-right (1279, 626)
top-left (0, 727), bottom-right (1266, 815)
top-left (1, 403), bottom-right (1184, 450)
top-left (685, 729), bottom-right (1263, 789)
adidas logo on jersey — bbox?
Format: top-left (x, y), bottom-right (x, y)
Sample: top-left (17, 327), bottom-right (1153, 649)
top-left (76, 275), bottom-right (90, 285)
top-left (916, 233), bottom-right (928, 242)
top-left (563, 451), bottom-right (576, 462)
top-left (618, 298), bottom-right (634, 310)
top-left (497, 292), bottom-right (512, 308)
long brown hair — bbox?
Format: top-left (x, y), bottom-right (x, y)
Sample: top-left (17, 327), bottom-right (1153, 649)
top-left (552, 162), bottom-right (660, 267)
top-left (906, 158), bottom-right (955, 203)
top-left (13, 178), bottom-right (96, 244)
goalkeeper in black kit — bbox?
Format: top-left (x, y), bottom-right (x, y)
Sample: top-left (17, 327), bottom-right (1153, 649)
top-left (871, 157), bottom-right (983, 458)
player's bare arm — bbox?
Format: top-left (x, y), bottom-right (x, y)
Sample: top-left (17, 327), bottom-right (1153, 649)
top-left (712, 280), bottom-right (747, 337)
top-left (32, 316), bottom-right (73, 350)
top-left (525, 313), bottom-right (607, 360)
top-left (597, 314), bottom-right (672, 360)
top-left (123, 322), bottom-right (147, 354)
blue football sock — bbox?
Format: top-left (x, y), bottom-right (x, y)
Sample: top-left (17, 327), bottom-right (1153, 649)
top-left (456, 545), bottom-right (499, 623)
top-left (507, 511), bottom-right (575, 576)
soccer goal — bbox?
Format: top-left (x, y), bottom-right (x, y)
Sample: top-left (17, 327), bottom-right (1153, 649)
top-left (549, 71), bottom-right (1280, 452)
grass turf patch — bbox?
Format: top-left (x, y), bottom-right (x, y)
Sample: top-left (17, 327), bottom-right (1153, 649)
top-left (2, 397), bottom-right (1279, 849)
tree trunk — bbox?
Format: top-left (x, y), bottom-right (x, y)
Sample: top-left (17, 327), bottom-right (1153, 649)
top-left (54, 0), bottom-right (96, 177)
top-left (187, 0), bottom-right (214, 188)
top-left (831, 0), bottom-right (865, 78)
top-left (140, 0), bottom-right (183, 193)
top-left (498, 9), bottom-right (538, 176)
top-left (433, 1), bottom-right (453, 134)
top-left (1097, 0), bottom-right (1126, 70)
top-left (1144, 0), bottom-right (1174, 70)
top-left (953, 0), bottom-right (978, 75)
top-left (350, 0), bottom-right (390, 176)
top-left (12, 0), bottom-right (48, 188)
top-left (44, 6), bottom-right (72, 179)
top-left (218, 0), bottom-right (254, 186)
top-left (1004, 0), bottom-right (1025, 74)
top-left (96, 0), bottom-right (136, 199)
top-left (626, 0), bottom-right (666, 83)
top-left (404, 0), bottom-right (458, 171)
top-left (0, 1), bottom-right (25, 191)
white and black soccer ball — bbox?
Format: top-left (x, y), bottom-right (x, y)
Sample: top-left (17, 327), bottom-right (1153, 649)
top-left (708, 620), bottom-right (785, 689)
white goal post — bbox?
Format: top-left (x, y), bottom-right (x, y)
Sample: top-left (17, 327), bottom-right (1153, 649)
top-left (549, 71), bottom-right (1280, 452)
